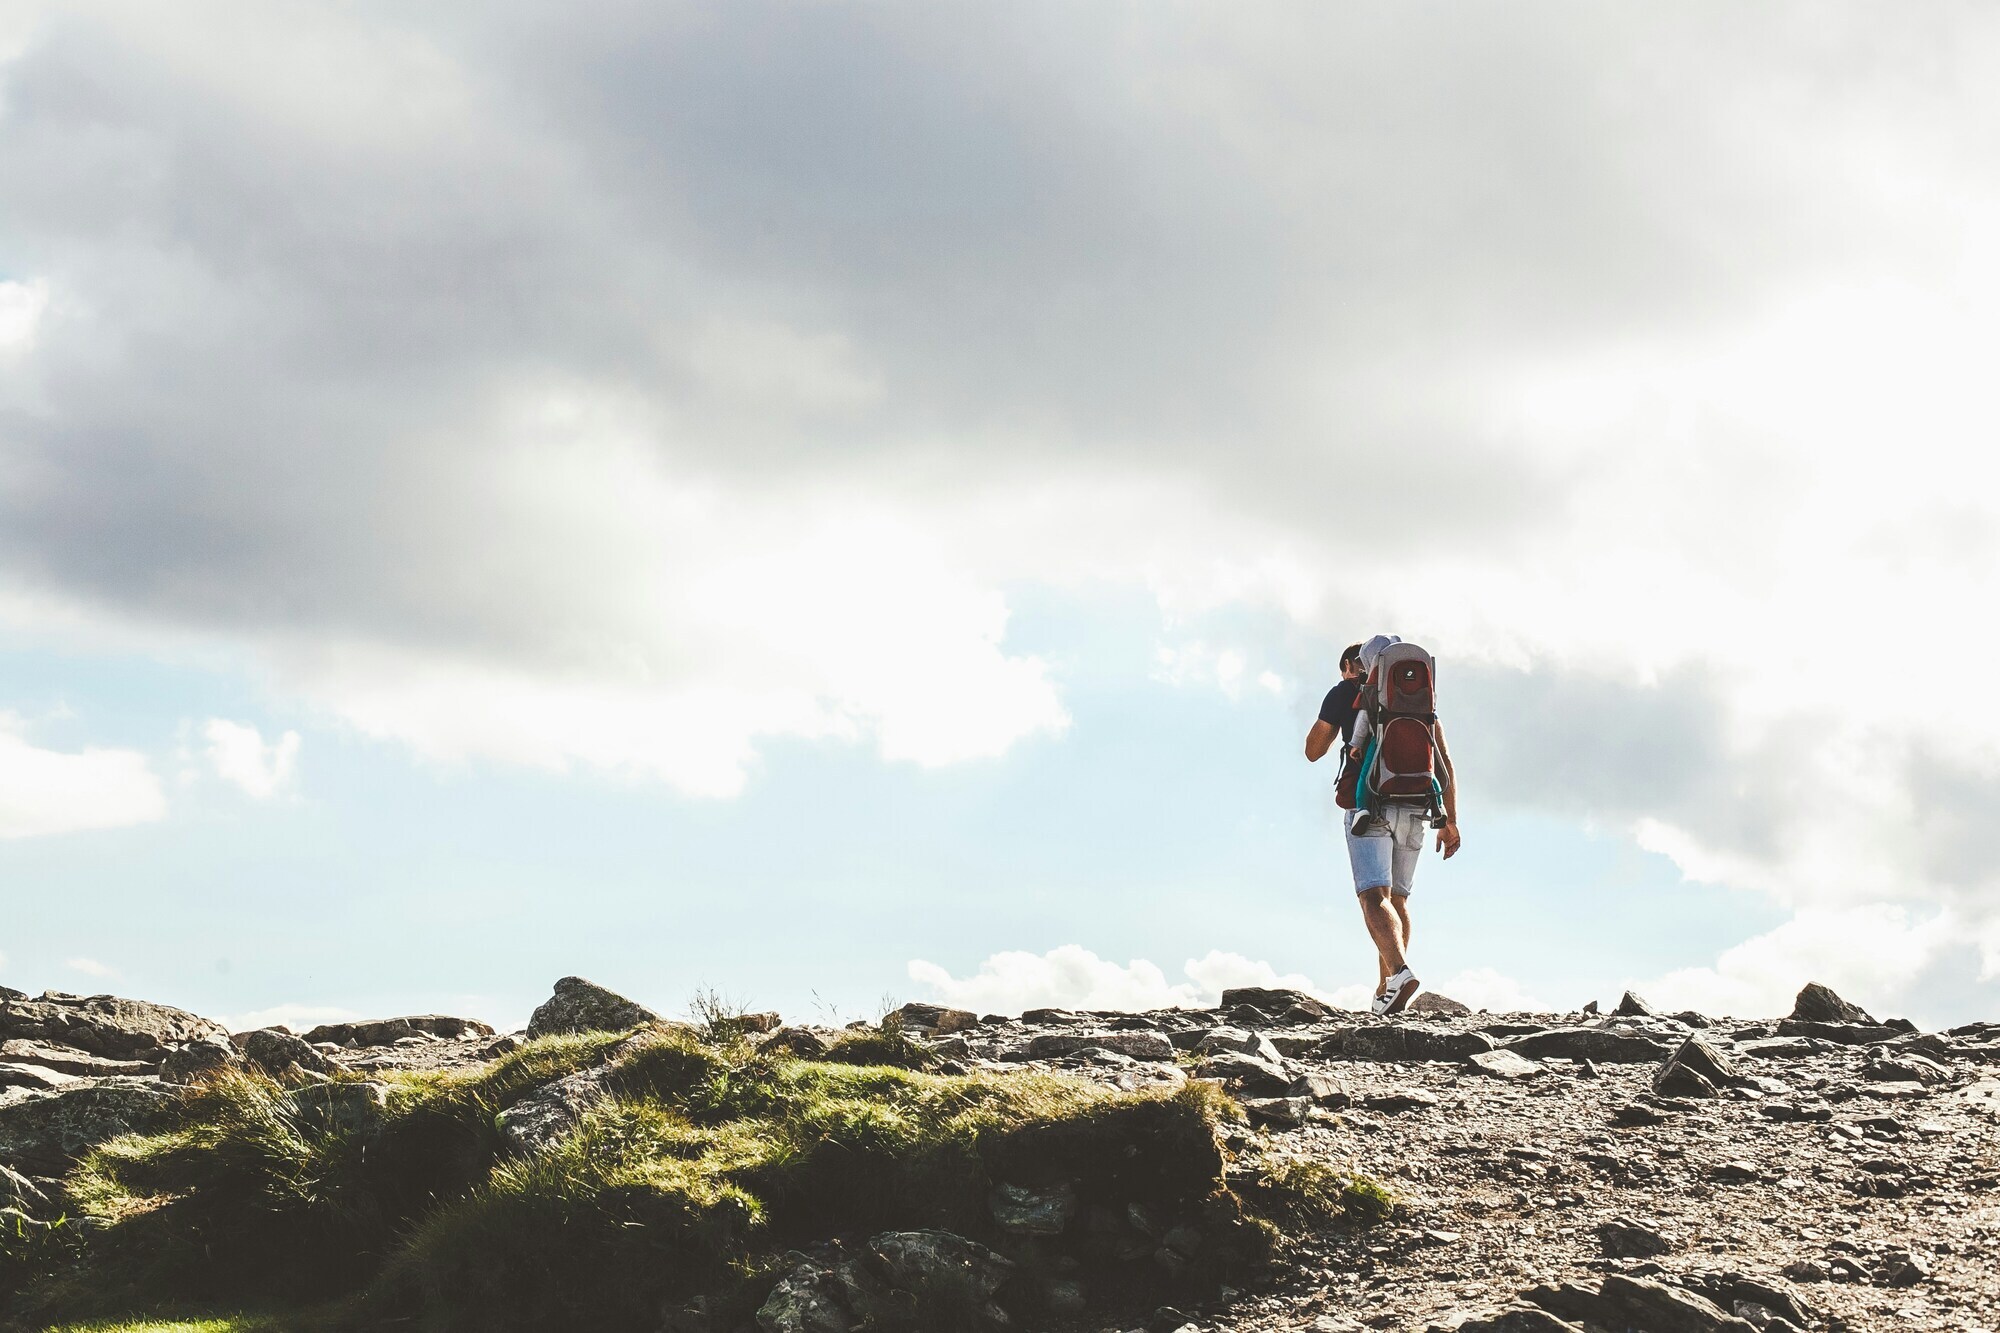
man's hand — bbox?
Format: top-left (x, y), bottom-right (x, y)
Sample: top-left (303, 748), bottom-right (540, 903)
top-left (1437, 822), bottom-right (1461, 859)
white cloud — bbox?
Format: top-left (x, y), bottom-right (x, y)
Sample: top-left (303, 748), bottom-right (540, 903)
top-left (219, 1003), bottom-right (361, 1035)
top-left (1639, 904), bottom-right (1959, 1021)
top-left (65, 956), bottom-right (116, 979)
top-left (911, 945), bottom-right (1547, 1018)
top-left (1430, 967), bottom-right (1544, 1015)
top-left (202, 718), bottom-right (301, 800)
top-left (0, 278), bottom-right (47, 357)
top-left (910, 945), bottom-right (1336, 1014)
top-left (0, 715), bottom-right (167, 839)
top-left (1152, 640), bottom-right (1275, 702)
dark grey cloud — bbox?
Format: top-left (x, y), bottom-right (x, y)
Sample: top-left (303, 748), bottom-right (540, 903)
top-left (7, 0), bottom-right (1983, 641)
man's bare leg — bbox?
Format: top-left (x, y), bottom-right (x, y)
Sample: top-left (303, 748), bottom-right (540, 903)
top-left (1358, 887), bottom-right (1408, 985)
top-left (1392, 896), bottom-right (1412, 969)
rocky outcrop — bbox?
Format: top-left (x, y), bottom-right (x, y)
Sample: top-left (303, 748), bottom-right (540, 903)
top-left (526, 976), bottom-right (660, 1038)
top-left (1789, 982), bottom-right (1873, 1025)
top-left (240, 1027), bottom-right (337, 1079)
top-left (301, 1014), bottom-right (496, 1047)
top-left (159, 1035), bottom-right (245, 1085)
top-left (756, 1230), bottom-right (1017, 1333)
top-left (0, 1081), bottom-right (175, 1172)
top-left (494, 1066), bottom-right (613, 1153)
top-left (0, 990), bottom-right (227, 1061)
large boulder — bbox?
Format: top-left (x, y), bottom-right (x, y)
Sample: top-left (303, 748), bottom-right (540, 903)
top-left (756, 1231), bottom-right (1016, 1333)
top-left (0, 1081), bottom-right (176, 1173)
top-left (301, 1015), bottom-right (496, 1047)
top-left (1499, 1027), bottom-right (1673, 1064)
top-left (1407, 992), bottom-right (1472, 1016)
top-left (1219, 987), bottom-right (1332, 1020)
top-left (240, 1028), bottom-right (337, 1079)
top-left (887, 1003), bottom-right (978, 1035)
top-left (1193, 1050), bottom-right (1299, 1096)
top-left (159, 1036), bottom-right (246, 1085)
top-left (526, 977), bottom-right (660, 1038)
top-left (0, 991), bottom-right (227, 1061)
top-left (1789, 982), bottom-right (1873, 1025)
top-left (1026, 1030), bottom-right (1176, 1062)
top-left (1325, 1024), bottom-right (1495, 1062)
top-left (1528, 1274), bottom-right (1757, 1332)
top-left (1652, 1035), bottom-right (1743, 1099)
top-left (494, 1066), bottom-right (614, 1153)
top-left (292, 1081), bottom-right (391, 1140)
top-left (0, 1040), bottom-right (155, 1078)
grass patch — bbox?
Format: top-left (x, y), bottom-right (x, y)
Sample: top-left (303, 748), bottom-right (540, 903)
top-left (1235, 1152), bottom-right (1398, 1229)
top-left (10, 1026), bottom-right (1325, 1332)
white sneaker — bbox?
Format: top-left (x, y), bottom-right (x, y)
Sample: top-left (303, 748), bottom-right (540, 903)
top-left (1381, 966), bottom-right (1421, 1015)
top-left (1369, 984), bottom-right (1395, 1017)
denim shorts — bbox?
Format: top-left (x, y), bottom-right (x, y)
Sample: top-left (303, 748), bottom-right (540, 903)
top-left (1346, 803), bottom-right (1430, 897)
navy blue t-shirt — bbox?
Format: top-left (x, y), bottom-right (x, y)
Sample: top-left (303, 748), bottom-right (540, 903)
top-left (1318, 679), bottom-right (1361, 744)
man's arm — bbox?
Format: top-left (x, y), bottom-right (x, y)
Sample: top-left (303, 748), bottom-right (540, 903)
top-left (1434, 723), bottom-right (1461, 858)
top-left (1305, 720), bottom-right (1336, 762)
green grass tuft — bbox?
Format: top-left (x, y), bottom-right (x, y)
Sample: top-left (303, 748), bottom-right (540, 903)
top-left (10, 1025), bottom-right (1339, 1333)
top-left (1234, 1151), bottom-right (1398, 1229)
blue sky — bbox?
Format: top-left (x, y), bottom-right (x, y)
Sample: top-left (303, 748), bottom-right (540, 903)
top-left (3, 3), bottom-right (1999, 1030)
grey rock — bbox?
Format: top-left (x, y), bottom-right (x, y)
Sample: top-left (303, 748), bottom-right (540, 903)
top-left (292, 1080), bottom-right (390, 1140)
top-left (1866, 1052), bottom-right (1950, 1084)
top-left (0, 991), bottom-right (228, 1060)
top-left (0, 1062), bottom-right (76, 1092)
top-left (1027, 1030), bottom-right (1175, 1062)
top-left (1219, 987), bottom-right (1330, 1019)
top-left (1467, 1049), bottom-right (1545, 1080)
top-left (1198, 1026), bottom-right (1286, 1064)
top-left (756, 1263), bottom-right (856, 1333)
top-left (1789, 982), bottom-right (1873, 1025)
top-left (1406, 992), bottom-right (1473, 1016)
top-left (159, 1036), bottom-right (246, 1085)
top-left (1654, 1063), bottom-right (1718, 1099)
top-left (1456, 1308), bottom-right (1587, 1333)
top-left (1241, 1095), bottom-right (1312, 1127)
top-left (1529, 1275), bottom-right (1758, 1332)
top-left (1327, 1025), bottom-right (1495, 1062)
top-left (0, 1081), bottom-right (175, 1172)
top-left (1598, 1216), bottom-right (1673, 1257)
top-left (1653, 1035), bottom-right (1743, 1099)
top-left (1501, 1027), bottom-right (1672, 1063)
top-left (1193, 1051), bottom-right (1298, 1096)
top-left (1736, 1037), bottom-right (1821, 1060)
top-left (989, 1179), bottom-right (1077, 1234)
top-left (301, 1015), bottom-right (496, 1047)
top-left (495, 1066), bottom-right (612, 1153)
top-left (754, 1230), bottom-right (1019, 1333)
top-left (1362, 1088), bottom-right (1440, 1112)
top-left (1773, 1019), bottom-right (1900, 1044)
top-left (0, 1039), bottom-right (155, 1077)
top-left (758, 1027), bottom-right (832, 1059)
top-left (1614, 990), bottom-right (1655, 1017)
top-left (888, 1003), bottom-right (978, 1035)
top-left (1, 1161), bottom-right (50, 1217)
top-left (240, 1027), bottom-right (336, 1079)
top-left (526, 976), bottom-right (660, 1038)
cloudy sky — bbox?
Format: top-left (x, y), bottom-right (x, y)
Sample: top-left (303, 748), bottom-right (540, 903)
top-left (3, 2), bottom-right (1997, 1032)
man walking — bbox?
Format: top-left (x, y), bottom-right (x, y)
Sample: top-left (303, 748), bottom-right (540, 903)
top-left (1304, 635), bottom-right (1461, 1016)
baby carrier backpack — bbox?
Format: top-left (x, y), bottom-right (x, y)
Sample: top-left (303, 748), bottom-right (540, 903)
top-left (1336, 642), bottom-right (1448, 825)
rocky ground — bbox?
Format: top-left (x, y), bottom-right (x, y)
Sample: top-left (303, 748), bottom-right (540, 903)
top-left (4, 977), bottom-right (1997, 1332)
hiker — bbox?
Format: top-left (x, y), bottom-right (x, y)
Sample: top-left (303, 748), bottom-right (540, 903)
top-left (1305, 642), bottom-right (1366, 759)
top-left (1304, 634), bottom-right (1460, 1016)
